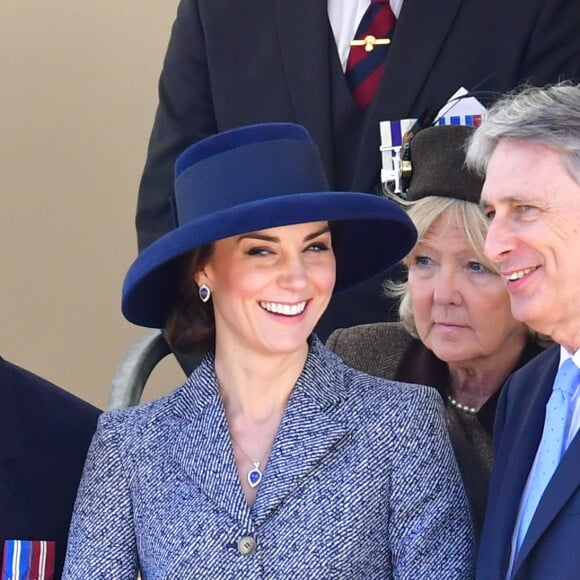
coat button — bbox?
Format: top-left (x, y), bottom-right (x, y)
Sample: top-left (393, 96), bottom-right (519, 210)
top-left (237, 535), bottom-right (257, 555)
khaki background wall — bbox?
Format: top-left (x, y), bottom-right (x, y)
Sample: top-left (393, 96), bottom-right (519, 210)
top-left (1, 0), bottom-right (185, 407)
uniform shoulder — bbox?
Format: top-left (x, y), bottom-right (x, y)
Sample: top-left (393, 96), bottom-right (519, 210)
top-left (1, 355), bottom-right (101, 423)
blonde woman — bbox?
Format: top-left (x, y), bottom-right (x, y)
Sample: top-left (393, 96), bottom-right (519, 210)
top-left (327, 125), bottom-right (546, 541)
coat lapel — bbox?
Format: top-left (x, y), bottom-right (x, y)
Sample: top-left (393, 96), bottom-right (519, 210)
top-left (169, 356), bottom-right (251, 528)
top-left (513, 351), bottom-right (580, 572)
top-left (494, 352), bottom-right (557, 565)
top-left (352, 0), bottom-right (465, 191)
top-left (515, 431), bottom-right (580, 570)
top-left (274, 0), bottom-right (335, 183)
top-left (252, 359), bottom-right (350, 526)
top-left (168, 342), bottom-right (350, 529)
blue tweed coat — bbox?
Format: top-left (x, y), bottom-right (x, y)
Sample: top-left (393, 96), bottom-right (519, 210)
top-left (64, 339), bottom-right (473, 579)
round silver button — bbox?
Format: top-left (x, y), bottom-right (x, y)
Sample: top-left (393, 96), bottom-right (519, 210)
top-left (237, 535), bottom-right (257, 555)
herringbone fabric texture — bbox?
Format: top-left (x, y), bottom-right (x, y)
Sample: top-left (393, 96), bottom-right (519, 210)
top-left (346, 0), bottom-right (396, 109)
top-left (63, 338), bottom-right (473, 579)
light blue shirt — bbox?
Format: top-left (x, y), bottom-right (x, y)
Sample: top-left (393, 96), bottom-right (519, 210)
top-left (507, 346), bottom-right (580, 577)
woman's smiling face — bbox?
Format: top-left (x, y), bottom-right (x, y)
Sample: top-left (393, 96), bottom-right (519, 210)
top-left (194, 221), bottom-right (336, 357)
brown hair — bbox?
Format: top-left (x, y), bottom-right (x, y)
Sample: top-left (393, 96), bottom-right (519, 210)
top-left (165, 244), bottom-right (215, 355)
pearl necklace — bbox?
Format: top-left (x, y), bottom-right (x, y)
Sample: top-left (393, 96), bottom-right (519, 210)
top-left (447, 395), bottom-right (478, 414)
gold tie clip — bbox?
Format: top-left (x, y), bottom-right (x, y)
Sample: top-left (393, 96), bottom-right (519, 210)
top-left (350, 35), bottom-right (391, 52)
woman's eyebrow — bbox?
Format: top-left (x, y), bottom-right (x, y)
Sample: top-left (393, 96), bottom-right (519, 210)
top-left (238, 226), bottom-right (331, 244)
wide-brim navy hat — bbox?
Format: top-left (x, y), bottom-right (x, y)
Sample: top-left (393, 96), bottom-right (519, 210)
top-left (122, 123), bottom-right (417, 328)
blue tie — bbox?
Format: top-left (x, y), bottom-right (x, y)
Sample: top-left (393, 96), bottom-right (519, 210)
top-left (515, 357), bottom-right (578, 554)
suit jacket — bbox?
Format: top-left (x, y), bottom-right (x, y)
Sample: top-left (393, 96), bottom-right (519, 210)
top-left (0, 356), bottom-right (101, 579)
top-left (135, 0), bottom-right (580, 340)
top-left (137, 0), bottom-right (580, 250)
top-left (477, 345), bottom-right (580, 580)
top-left (64, 338), bottom-right (474, 579)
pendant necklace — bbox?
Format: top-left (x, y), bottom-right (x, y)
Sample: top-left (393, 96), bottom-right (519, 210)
top-left (231, 437), bottom-right (265, 489)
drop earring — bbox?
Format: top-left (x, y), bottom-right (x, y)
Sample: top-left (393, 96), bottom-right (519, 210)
top-left (198, 284), bottom-right (211, 303)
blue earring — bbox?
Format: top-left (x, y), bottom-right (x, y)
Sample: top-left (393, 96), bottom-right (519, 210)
top-left (198, 284), bottom-right (211, 303)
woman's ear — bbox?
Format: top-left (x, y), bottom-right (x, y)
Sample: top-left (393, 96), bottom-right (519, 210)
top-left (193, 268), bottom-right (207, 289)
top-left (189, 244), bottom-right (213, 289)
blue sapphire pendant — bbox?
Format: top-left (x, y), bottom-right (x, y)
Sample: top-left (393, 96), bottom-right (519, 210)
top-left (248, 463), bottom-right (263, 488)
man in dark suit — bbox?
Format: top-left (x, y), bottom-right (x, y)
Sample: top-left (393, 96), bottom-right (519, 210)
top-left (136, 0), bottom-right (580, 339)
top-left (0, 355), bottom-right (100, 579)
top-left (466, 83), bottom-right (580, 579)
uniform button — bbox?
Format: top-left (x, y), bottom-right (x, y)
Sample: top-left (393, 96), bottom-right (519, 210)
top-left (237, 535), bottom-right (257, 555)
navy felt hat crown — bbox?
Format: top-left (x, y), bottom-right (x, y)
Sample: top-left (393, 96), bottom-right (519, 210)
top-left (122, 123), bottom-right (417, 328)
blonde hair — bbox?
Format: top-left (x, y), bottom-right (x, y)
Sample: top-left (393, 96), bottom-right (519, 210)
top-left (385, 196), bottom-right (496, 338)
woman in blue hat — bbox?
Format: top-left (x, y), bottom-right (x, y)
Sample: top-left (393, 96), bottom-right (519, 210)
top-left (64, 123), bottom-right (473, 578)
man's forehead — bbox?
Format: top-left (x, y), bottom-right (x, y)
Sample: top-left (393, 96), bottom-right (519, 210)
top-left (482, 141), bottom-right (580, 208)
top-left (480, 140), bottom-right (558, 206)
top-left (487, 139), bottom-right (568, 176)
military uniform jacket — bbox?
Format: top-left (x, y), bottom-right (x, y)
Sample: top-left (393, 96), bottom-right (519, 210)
top-left (0, 356), bottom-right (100, 578)
top-left (137, 0), bottom-right (580, 250)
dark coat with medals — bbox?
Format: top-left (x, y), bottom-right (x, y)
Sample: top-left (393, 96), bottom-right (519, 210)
top-left (0, 356), bottom-right (100, 578)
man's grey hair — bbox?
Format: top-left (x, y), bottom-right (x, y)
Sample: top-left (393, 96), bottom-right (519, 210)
top-left (466, 82), bottom-right (580, 183)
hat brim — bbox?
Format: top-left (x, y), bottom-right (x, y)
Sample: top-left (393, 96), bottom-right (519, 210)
top-left (122, 192), bottom-right (416, 327)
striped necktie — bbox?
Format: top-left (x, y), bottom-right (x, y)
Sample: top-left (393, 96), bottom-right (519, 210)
top-left (345, 0), bottom-right (396, 109)
top-left (515, 357), bottom-right (579, 555)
